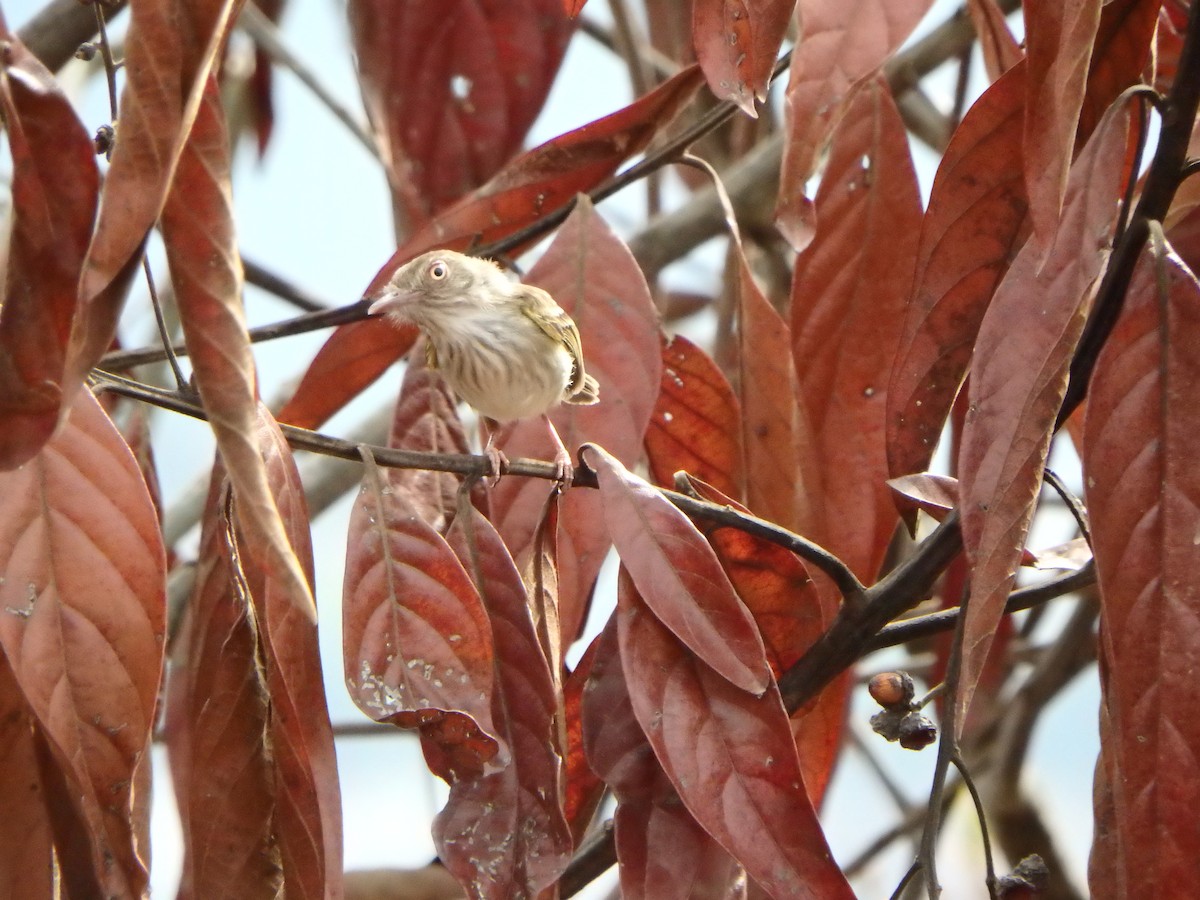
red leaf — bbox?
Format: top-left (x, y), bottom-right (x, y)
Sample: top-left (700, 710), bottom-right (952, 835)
top-left (685, 478), bottom-right (841, 802)
top-left (586, 444), bottom-right (770, 695)
top-left (488, 196), bottom-right (662, 646)
top-left (237, 410), bottom-right (344, 899)
top-left (1084, 240), bottom-right (1200, 899)
top-left (365, 65), bottom-right (706, 295)
top-left (0, 33), bottom-right (99, 468)
top-left (957, 102), bottom-right (1133, 731)
top-left (348, 0), bottom-right (574, 231)
top-left (582, 619), bottom-right (741, 900)
top-left (693, 0), bottom-right (793, 116)
top-left (886, 472), bottom-right (960, 521)
top-left (1022, 0), bottom-right (1103, 247)
top-left (0, 389), bottom-right (165, 898)
top-left (68, 0), bottom-right (241, 398)
top-left (776, 0), bottom-right (933, 250)
top-left (0, 656), bottom-right (53, 898)
top-left (967, 0), bottom-right (1023, 81)
top-left (644, 333), bottom-right (743, 499)
top-left (616, 570), bottom-right (853, 898)
top-left (386, 351), bottom-right (480, 532)
top-left (277, 319), bottom-right (417, 431)
top-left (887, 62), bottom-right (1029, 484)
top-left (737, 248), bottom-right (813, 533)
top-left (792, 78), bottom-right (921, 580)
top-left (1076, 0), bottom-right (1160, 148)
top-left (564, 0), bottom-right (587, 14)
top-left (165, 476), bottom-right (284, 899)
top-left (342, 453), bottom-right (501, 774)
top-left (562, 637), bottom-right (605, 843)
top-left (437, 506), bottom-right (572, 896)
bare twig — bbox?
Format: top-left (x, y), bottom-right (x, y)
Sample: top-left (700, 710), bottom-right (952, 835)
top-left (237, 2), bottom-right (380, 161)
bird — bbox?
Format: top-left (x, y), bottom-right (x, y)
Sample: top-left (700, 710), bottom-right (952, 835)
top-left (367, 250), bottom-right (599, 486)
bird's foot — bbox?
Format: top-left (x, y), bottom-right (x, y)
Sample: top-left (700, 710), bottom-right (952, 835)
top-left (552, 446), bottom-right (574, 492)
top-left (485, 444), bottom-right (510, 487)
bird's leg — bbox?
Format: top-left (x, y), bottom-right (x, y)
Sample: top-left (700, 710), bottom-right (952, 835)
top-left (481, 417), bottom-right (510, 485)
top-left (544, 415), bottom-right (574, 490)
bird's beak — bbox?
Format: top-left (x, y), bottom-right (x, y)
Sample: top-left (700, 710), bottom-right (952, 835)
top-left (367, 288), bottom-right (418, 317)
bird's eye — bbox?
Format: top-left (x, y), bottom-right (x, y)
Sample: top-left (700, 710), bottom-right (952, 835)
top-left (428, 260), bottom-right (448, 280)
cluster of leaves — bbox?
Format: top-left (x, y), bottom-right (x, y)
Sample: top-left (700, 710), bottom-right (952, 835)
top-left (0, 0), bottom-right (1198, 898)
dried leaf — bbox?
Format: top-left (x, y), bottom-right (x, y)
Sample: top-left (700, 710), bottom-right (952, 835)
top-left (277, 319), bottom-right (417, 431)
top-left (957, 101), bottom-right (1132, 730)
top-left (1085, 239), bottom-right (1200, 899)
top-left (792, 78), bottom-right (920, 580)
top-left (616, 570), bottom-right (853, 898)
top-left (586, 444), bottom-right (770, 695)
top-left (582, 619), bottom-right (741, 900)
top-left (437, 506), bottom-right (572, 896)
top-left (343, 453), bottom-right (501, 775)
top-left (886, 473), bottom-right (960, 521)
top-left (1022, 0), bottom-right (1103, 247)
top-left (349, 0), bottom-right (573, 231)
top-left (967, 0), bottom-right (1023, 81)
top-left (0, 389), bottom-right (165, 897)
top-left (693, 0), bottom-right (793, 116)
top-left (776, 0), bottom-right (933, 250)
top-left (644, 333), bottom-right (743, 498)
top-left (68, 0), bottom-right (242, 397)
top-left (1076, 0), bottom-right (1160, 148)
top-left (887, 62), bottom-right (1029, 485)
top-left (0, 655), bottom-right (53, 898)
top-left (0, 32), bottom-right (99, 468)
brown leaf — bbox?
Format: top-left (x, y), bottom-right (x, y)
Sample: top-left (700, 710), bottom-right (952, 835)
top-left (562, 635), bottom-right (605, 844)
top-left (957, 101), bottom-right (1133, 731)
top-left (0, 389), bottom-right (165, 898)
top-left (644, 333), bottom-right (743, 498)
top-left (161, 61), bottom-right (330, 748)
top-left (238, 410), bottom-right (344, 899)
top-left (488, 196), bottom-right (662, 646)
top-left (365, 65), bottom-right (706, 295)
top-left (582, 619), bottom-right (742, 900)
top-left (684, 478), bottom-right (841, 802)
top-left (564, 0), bottom-right (587, 15)
top-left (967, 0), bottom-right (1023, 81)
top-left (1022, 0), bottom-right (1103, 247)
top-left (776, 0), bottom-right (933, 250)
top-left (68, 0), bottom-right (242, 398)
top-left (887, 62), bottom-right (1029, 485)
top-left (1085, 238), bottom-right (1200, 899)
top-left (0, 655), bottom-right (53, 898)
top-left (386, 350), bottom-right (479, 532)
top-left (616, 570), bottom-right (854, 898)
top-left (792, 78), bottom-right (921, 580)
top-left (693, 0), bottom-right (793, 116)
top-left (586, 444), bottom-right (770, 695)
top-left (165, 478), bottom-right (281, 899)
top-left (349, 0), bottom-right (574, 232)
top-left (1076, 0), bottom-right (1160, 148)
top-left (343, 452), bottom-right (501, 775)
top-left (277, 319), bottom-right (418, 431)
top-left (737, 249), bottom-right (813, 533)
top-left (0, 33), bottom-right (99, 469)
top-left (437, 505), bottom-right (572, 896)
top-left (886, 472), bottom-right (960, 522)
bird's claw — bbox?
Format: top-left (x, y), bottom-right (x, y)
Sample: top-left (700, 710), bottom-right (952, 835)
top-left (552, 447), bottom-right (574, 492)
top-left (485, 445), bottom-right (510, 487)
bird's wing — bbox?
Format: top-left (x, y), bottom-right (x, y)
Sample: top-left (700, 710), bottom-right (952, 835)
top-left (517, 286), bottom-right (593, 397)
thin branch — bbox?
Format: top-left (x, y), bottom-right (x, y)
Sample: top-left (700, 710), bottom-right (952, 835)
top-left (1059, 0), bottom-right (1200, 424)
top-left (237, 2), bottom-right (380, 162)
top-left (953, 754), bottom-right (999, 899)
top-left (142, 257), bottom-right (188, 389)
top-left (242, 255), bottom-right (330, 313)
top-left (1041, 467), bottom-right (1091, 545)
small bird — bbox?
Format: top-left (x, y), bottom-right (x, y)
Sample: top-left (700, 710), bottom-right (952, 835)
top-left (368, 250), bottom-right (600, 485)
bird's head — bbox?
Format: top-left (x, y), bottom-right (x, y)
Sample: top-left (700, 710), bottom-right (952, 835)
top-left (367, 250), bottom-right (508, 328)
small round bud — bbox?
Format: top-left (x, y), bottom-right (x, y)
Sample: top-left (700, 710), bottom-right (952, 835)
top-left (93, 123), bottom-right (115, 155)
top-left (75, 42), bottom-right (99, 61)
top-left (868, 671), bottom-right (914, 708)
